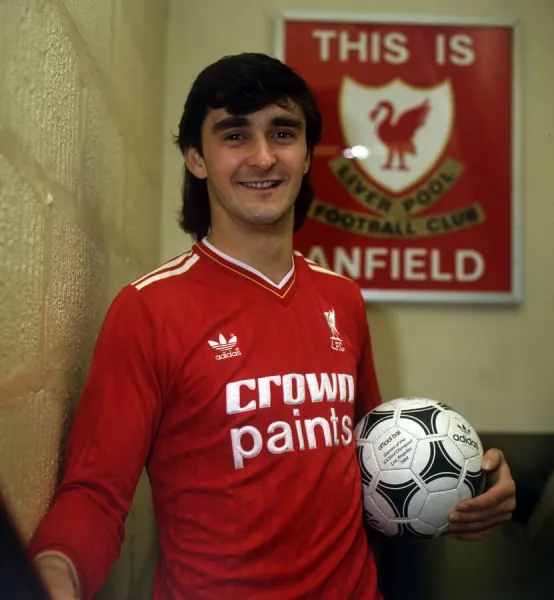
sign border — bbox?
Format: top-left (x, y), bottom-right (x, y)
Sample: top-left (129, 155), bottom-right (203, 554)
top-left (273, 11), bottom-right (523, 305)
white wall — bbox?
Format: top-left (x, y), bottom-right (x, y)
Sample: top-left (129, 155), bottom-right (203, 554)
top-left (160, 0), bottom-right (554, 433)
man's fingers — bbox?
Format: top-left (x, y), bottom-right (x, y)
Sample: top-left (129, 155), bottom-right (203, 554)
top-left (481, 448), bottom-right (505, 471)
top-left (482, 448), bottom-right (504, 471)
top-left (449, 512), bottom-right (512, 533)
top-left (457, 489), bottom-right (502, 512)
top-left (445, 448), bottom-right (515, 541)
top-left (450, 497), bottom-right (515, 523)
top-left (450, 526), bottom-right (497, 541)
top-left (457, 477), bottom-right (516, 512)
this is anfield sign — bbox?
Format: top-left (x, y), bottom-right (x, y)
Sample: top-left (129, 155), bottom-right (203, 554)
top-left (275, 13), bottom-right (522, 304)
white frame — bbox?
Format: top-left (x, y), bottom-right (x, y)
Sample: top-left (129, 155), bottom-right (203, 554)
top-left (273, 11), bottom-right (523, 305)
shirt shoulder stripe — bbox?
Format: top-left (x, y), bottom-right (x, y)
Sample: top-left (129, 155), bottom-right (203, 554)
top-left (132, 250), bottom-right (193, 287)
top-left (294, 250), bottom-right (314, 262)
top-left (134, 253), bottom-right (200, 290)
top-left (308, 263), bottom-right (351, 280)
top-left (295, 251), bottom-right (352, 281)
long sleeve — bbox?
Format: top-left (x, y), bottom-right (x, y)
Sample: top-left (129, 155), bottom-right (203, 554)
top-left (28, 285), bottom-right (163, 600)
top-left (354, 291), bottom-right (382, 426)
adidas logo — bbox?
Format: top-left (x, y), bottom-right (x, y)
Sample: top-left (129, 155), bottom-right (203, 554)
top-left (453, 422), bottom-right (478, 449)
top-left (208, 333), bottom-right (242, 361)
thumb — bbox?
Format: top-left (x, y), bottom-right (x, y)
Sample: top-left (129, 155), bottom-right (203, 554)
top-left (482, 448), bottom-right (503, 471)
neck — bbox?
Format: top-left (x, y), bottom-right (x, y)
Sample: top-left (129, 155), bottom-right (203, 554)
top-left (207, 225), bottom-right (293, 285)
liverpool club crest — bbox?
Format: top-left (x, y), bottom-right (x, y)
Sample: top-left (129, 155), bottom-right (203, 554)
top-left (339, 77), bottom-right (454, 195)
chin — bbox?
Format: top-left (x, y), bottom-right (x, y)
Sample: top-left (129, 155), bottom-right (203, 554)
top-left (243, 208), bottom-right (293, 228)
top-left (246, 215), bottom-right (285, 227)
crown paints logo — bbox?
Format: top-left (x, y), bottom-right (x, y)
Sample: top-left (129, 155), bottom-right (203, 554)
top-left (208, 333), bottom-right (242, 361)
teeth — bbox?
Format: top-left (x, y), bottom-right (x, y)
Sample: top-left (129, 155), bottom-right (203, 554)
top-left (242, 181), bottom-right (278, 189)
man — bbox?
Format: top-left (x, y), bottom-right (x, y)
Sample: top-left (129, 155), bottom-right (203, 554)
top-left (29, 53), bottom-right (516, 600)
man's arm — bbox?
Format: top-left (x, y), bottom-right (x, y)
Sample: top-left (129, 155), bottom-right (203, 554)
top-left (29, 286), bottom-right (163, 600)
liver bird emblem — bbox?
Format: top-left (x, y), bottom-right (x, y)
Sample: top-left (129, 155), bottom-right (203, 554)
top-left (369, 99), bottom-right (431, 171)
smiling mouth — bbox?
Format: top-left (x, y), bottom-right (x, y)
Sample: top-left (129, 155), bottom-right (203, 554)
top-left (239, 181), bottom-right (282, 190)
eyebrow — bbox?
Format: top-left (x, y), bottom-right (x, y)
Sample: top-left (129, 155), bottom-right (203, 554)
top-left (211, 115), bottom-right (304, 134)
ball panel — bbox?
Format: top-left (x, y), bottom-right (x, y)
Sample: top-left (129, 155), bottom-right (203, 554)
top-left (354, 409), bottom-right (396, 444)
top-left (382, 519), bottom-right (438, 539)
top-left (356, 442), bottom-right (379, 491)
top-left (363, 493), bottom-right (389, 532)
top-left (411, 438), bottom-right (431, 475)
top-left (448, 417), bottom-right (483, 459)
top-left (395, 398), bottom-right (450, 438)
top-left (397, 404), bottom-right (446, 438)
top-left (372, 470), bottom-right (425, 519)
top-left (404, 519), bottom-right (440, 538)
top-left (389, 397), bottom-right (436, 410)
top-left (371, 485), bottom-right (397, 520)
top-left (420, 489), bottom-right (461, 528)
top-left (458, 455), bottom-right (486, 500)
top-left (415, 437), bottom-right (464, 492)
top-left (403, 486), bottom-right (427, 519)
top-left (374, 427), bottom-right (418, 471)
top-left (382, 519), bottom-right (402, 538)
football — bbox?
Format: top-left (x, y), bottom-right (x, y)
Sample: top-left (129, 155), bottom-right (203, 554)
top-left (355, 397), bottom-right (486, 539)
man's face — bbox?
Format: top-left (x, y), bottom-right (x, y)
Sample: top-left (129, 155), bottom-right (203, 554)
top-left (185, 103), bottom-right (310, 233)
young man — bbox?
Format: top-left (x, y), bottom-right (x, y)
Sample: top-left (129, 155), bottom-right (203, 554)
top-left (29, 53), bottom-right (516, 600)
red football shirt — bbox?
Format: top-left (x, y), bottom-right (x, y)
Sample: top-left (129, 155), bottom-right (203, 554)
top-left (29, 239), bottom-right (382, 600)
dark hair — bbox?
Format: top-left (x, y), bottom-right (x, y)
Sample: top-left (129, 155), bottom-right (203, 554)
top-left (174, 53), bottom-right (323, 241)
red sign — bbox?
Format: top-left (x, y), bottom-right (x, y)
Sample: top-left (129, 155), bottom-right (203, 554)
top-left (276, 13), bottom-right (521, 303)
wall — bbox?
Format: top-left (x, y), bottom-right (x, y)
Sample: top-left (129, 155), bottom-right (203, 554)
top-left (0, 0), bottom-right (167, 597)
top-left (161, 0), bottom-right (554, 434)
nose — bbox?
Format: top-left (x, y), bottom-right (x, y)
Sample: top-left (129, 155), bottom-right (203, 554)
top-left (247, 136), bottom-right (277, 170)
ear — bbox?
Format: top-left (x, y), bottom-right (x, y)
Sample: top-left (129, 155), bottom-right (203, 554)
top-left (184, 146), bottom-right (207, 179)
top-left (303, 151), bottom-right (311, 175)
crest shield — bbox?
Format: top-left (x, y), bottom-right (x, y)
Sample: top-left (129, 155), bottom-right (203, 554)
top-left (339, 77), bottom-right (454, 195)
